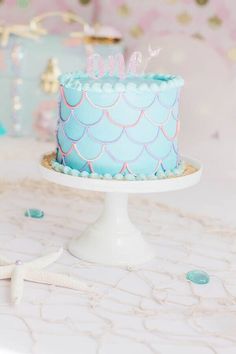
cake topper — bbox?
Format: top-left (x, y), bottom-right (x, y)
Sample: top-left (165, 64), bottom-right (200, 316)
top-left (143, 45), bottom-right (162, 73)
top-left (86, 45), bottom-right (161, 79)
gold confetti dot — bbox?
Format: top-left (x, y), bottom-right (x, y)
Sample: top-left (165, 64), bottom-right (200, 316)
top-left (208, 15), bottom-right (222, 28)
top-left (118, 4), bottom-right (130, 16)
top-left (79, 0), bottom-right (91, 5)
top-left (166, 0), bottom-right (178, 4)
top-left (192, 33), bottom-right (205, 40)
top-left (130, 25), bottom-right (143, 38)
top-left (227, 48), bottom-right (236, 61)
top-left (177, 12), bottom-right (192, 25)
top-left (195, 0), bottom-right (208, 5)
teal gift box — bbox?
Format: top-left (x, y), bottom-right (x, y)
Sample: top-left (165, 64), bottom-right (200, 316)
top-left (0, 12), bottom-right (124, 139)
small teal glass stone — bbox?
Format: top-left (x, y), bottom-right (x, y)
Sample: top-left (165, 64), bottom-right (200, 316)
top-left (0, 122), bottom-right (6, 137)
top-left (25, 209), bottom-right (44, 219)
top-left (186, 270), bottom-right (210, 285)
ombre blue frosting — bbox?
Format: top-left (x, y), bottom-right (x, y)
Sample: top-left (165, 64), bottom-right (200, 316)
top-left (56, 72), bottom-right (184, 177)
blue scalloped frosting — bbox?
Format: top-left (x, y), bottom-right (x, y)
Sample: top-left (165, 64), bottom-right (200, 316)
top-left (57, 70), bottom-right (184, 177)
top-left (59, 72), bottom-right (184, 93)
top-left (51, 159), bottom-right (186, 181)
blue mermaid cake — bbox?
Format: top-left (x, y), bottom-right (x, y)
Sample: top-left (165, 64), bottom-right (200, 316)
top-left (53, 52), bottom-right (184, 179)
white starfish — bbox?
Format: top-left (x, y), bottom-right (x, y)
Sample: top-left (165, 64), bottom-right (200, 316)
top-left (0, 248), bottom-right (93, 304)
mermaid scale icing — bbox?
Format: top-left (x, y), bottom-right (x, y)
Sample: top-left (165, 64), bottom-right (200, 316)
top-left (56, 72), bottom-right (184, 177)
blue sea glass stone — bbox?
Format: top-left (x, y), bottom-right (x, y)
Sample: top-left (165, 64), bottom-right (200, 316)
top-left (25, 209), bottom-right (44, 219)
top-left (186, 270), bottom-right (210, 285)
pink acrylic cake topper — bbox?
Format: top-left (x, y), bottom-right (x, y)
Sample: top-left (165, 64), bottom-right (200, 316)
top-left (86, 46), bottom-right (161, 79)
top-left (142, 45), bottom-right (162, 73)
top-left (87, 53), bottom-right (105, 79)
top-left (107, 53), bottom-right (126, 78)
top-left (127, 51), bottom-right (143, 75)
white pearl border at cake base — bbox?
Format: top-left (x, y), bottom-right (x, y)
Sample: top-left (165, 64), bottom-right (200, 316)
top-left (51, 159), bottom-right (186, 181)
top-left (40, 153), bottom-right (202, 266)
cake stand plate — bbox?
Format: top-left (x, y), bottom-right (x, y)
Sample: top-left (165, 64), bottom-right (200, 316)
top-left (40, 156), bottom-right (202, 266)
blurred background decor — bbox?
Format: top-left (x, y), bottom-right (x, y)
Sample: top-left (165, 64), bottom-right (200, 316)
top-left (0, 8), bottom-right (123, 138)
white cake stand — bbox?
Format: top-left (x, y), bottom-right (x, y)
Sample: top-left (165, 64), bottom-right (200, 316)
top-left (40, 156), bottom-right (202, 266)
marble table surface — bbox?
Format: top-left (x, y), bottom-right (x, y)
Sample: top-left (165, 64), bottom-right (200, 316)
top-left (0, 137), bottom-right (235, 354)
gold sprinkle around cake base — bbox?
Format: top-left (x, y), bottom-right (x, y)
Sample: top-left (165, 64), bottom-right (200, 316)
top-left (41, 153), bottom-right (198, 179)
top-left (41, 152), bottom-right (56, 169)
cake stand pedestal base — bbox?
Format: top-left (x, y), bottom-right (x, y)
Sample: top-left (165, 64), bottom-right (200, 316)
top-left (40, 155), bottom-right (202, 266)
top-left (68, 193), bottom-right (154, 266)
